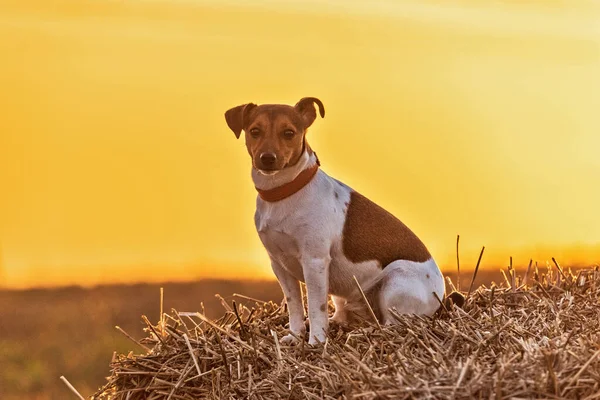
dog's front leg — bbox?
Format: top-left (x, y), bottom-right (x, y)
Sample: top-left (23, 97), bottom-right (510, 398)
top-left (271, 260), bottom-right (305, 344)
top-left (302, 255), bottom-right (331, 345)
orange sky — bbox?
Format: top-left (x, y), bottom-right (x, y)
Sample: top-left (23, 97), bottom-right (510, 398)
top-left (1, 0), bottom-right (599, 288)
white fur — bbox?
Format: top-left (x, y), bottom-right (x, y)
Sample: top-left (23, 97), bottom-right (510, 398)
top-left (253, 150), bottom-right (445, 345)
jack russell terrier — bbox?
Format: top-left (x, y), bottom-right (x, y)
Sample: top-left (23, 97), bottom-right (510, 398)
top-left (225, 97), bottom-right (447, 345)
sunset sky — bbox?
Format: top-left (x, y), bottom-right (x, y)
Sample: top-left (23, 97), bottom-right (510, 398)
top-left (1, 0), bottom-right (599, 288)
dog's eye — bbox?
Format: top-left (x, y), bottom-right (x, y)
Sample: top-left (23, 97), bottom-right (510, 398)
top-left (283, 130), bottom-right (295, 139)
top-left (249, 128), bottom-right (261, 138)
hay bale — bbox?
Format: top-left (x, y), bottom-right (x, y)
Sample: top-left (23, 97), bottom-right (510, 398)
top-left (91, 266), bottom-right (600, 399)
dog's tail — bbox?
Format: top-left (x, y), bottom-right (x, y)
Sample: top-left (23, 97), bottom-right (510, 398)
top-left (442, 291), bottom-right (465, 309)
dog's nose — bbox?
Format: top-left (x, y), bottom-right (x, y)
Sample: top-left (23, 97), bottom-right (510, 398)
top-left (260, 152), bottom-right (277, 166)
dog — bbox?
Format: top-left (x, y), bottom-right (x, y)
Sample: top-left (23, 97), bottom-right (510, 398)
top-left (225, 97), bottom-right (446, 345)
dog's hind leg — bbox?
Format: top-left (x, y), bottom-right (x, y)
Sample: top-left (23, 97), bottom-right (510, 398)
top-left (378, 259), bottom-right (445, 324)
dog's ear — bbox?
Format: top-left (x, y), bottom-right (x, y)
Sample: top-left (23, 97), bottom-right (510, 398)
top-left (294, 97), bottom-right (325, 129)
top-left (224, 103), bottom-right (257, 139)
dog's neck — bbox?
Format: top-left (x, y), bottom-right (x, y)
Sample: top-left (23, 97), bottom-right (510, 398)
top-left (252, 149), bottom-right (319, 192)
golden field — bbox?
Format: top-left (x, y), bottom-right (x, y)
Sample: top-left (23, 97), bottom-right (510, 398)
top-left (0, 279), bottom-right (280, 399)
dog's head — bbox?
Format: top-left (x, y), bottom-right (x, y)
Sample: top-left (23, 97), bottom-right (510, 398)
top-left (224, 97), bottom-right (325, 174)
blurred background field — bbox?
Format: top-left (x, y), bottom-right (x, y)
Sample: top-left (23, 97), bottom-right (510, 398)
top-left (0, 279), bottom-right (280, 400)
top-left (0, 269), bottom-right (531, 400)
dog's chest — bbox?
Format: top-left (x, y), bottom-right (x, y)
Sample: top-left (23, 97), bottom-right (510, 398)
top-left (253, 174), bottom-right (352, 280)
top-left (255, 206), bottom-right (305, 278)
top-left (255, 210), bottom-right (298, 251)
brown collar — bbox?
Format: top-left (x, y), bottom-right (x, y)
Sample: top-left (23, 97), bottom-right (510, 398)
top-left (256, 163), bottom-right (320, 202)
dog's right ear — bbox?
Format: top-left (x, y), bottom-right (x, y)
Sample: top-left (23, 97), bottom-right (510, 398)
top-left (224, 103), bottom-right (257, 139)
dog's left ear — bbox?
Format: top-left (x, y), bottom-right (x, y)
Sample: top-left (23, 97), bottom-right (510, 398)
top-left (224, 103), bottom-right (257, 139)
top-left (295, 97), bottom-right (325, 128)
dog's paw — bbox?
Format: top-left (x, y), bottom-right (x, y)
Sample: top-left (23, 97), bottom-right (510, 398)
top-left (308, 334), bottom-right (327, 346)
top-left (329, 314), bottom-right (348, 325)
top-left (280, 333), bottom-right (302, 345)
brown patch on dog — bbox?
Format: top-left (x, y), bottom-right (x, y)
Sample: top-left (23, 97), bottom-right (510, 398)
top-left (426, 273), bottom-right (430, 279)
top-left (320, 303), bottom-right (327, 312)
top-left (342, 191), bottom-right (431, 267)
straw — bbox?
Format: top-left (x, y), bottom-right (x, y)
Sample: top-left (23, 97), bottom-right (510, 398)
top-left (91, 265), bottom-right (600, 400)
